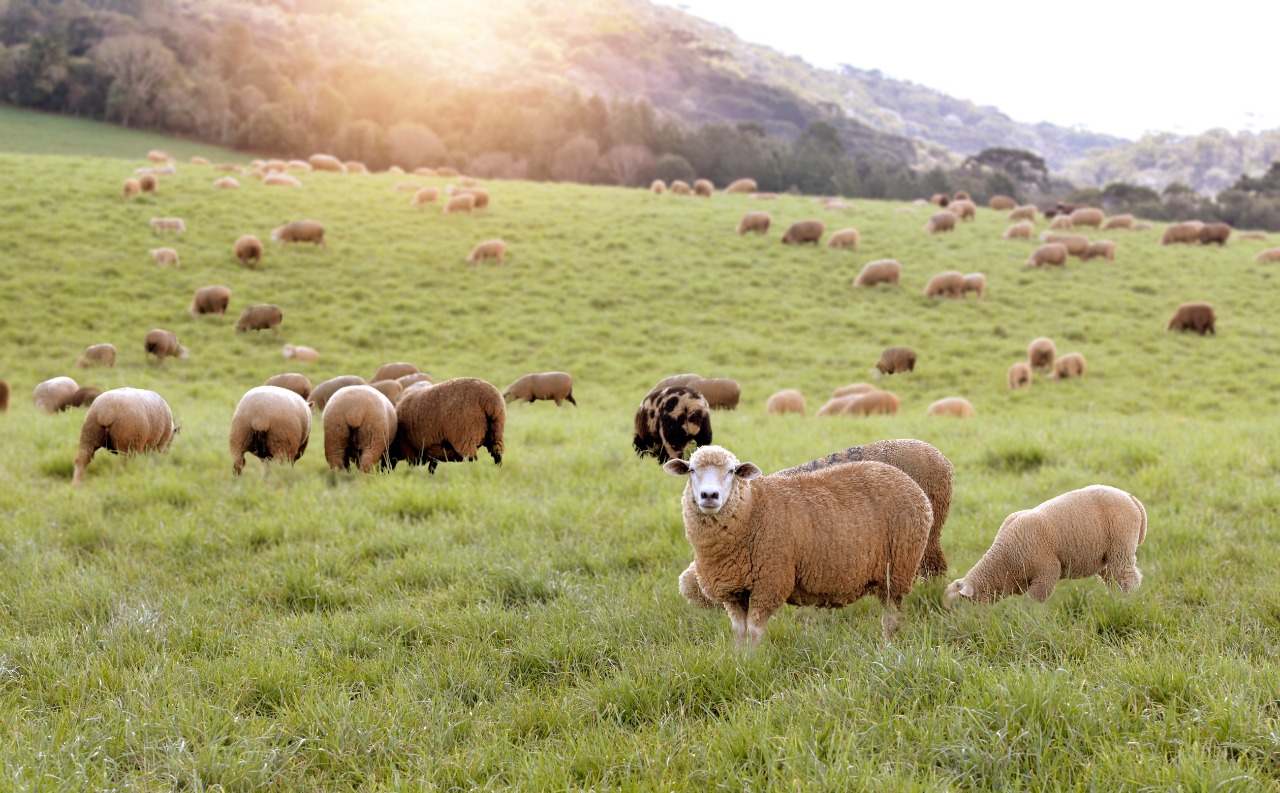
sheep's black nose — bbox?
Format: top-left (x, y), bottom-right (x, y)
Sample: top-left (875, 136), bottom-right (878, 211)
top-left (700, 490), bottom-right (719, 502)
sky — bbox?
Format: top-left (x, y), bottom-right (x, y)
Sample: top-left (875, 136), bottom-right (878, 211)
top-left (656, 0), bottom-right (1280, 141)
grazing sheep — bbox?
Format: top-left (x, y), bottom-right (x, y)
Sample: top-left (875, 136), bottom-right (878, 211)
top-left (213, 177), bottom-right (240, 189)
top-left (323, 385), bottom-right (398, 473)
top-left (373, 362), bottom-right (418, 382)
top-left (143, 329), bottom-right (187, 364)
top-left (832, 383), bottom-right (876, 398)
top-left (815, 395), bottom-right (860, 416)
top-left (853, 259), bottom-right (901, 288)
top-left (633, 386), bottom-right (713, 464)
top-left (412, 187), bottom-right (440, 205)
top-left (344, 161), bottom-right (368, 174)
top-left (826, 228), bottom-right (860, 249)
top-left (1048, 214), bottom-right (1074, 230)
top-left (235, 304), bottom-right (283, 336)
top-left (650, 179), bottom-right (666, 195)
top-left (229, 385), bottom-right (311, 475)
top-left (71, 386), bottom-right (101, 408)
top-left (263, 173), bottom-right (302, 188)
top-left (443, 193), bottom-right (475, 214)
top-left (214, 163), bottom-right (241, 172)
top-left (1007, 205), bottom-right (1037, 222)
top-left (1160, 221), bottom-right (1204, 245)
top-left (234, 235), bottom-right (264, 267)
top-left (1053, 352), bottom-right (1086, 379)
top-left (77, 343), bottom-right (117, 368)
top-left (397, 372), bottom-right (434, 388)
top-left (1081, 240), bottom-right (1117, 261)
top-left (503, 372), bottom-right (576, 406)
top-left (877, 346), bottom-right (916, 374)
top-left (453, 187), bottom-right (489, 209)
top-left (781, 220), bottom-right (824, 245)
top-left (953, 190), bottom-right (971, 202)
top-left (686, 377), bottom-right (741, 410)
top-left (1028, 338), bottom-right (1057, 371)
top-left (286, 159), bottom-right (312, 171)
top-left (122, 178), bottom-right (141, 199)
top-left (1103, 213), bottom-right (1135, 230)
top-left (962, 273), bottom-right (986, 298)
top-left (150, 217), bottom-right (185, 235)
top-left (414, 167), bottom-right (438, 177)
top-left (989, 195), bottom-right (1017, 210)
top-left (72, 388), bottom-right (175, 485)
top-left (670, 180), bottom-right (692, 196)
top-left (929, 193), bottom-right (950, 207)
top-left (927, 397), bottom-right (974, 418)
top-left (736, 212), bottom-right (771, 235)
top-left (1026, 243), bottom-right (1068, 267)
top-left (467, 239), bottom-right (507, 265)
top-left (843, 390), bottom-right (900, 416)
top-left (139, 174), bottom-right (158, 193)
top-left (1002, 221), bottom-right (1034, 240)
top-left (147, 150), bottom-right (171, 163)
top-left (1008, 362), bottom-right (1032, 390)
top-left (669, 444), bottom-right (933, 642)
top-left (271, 220), bottom-right (326, 248)
top-left (924, 211), bottom-right (957, 234)
top-left (1070, 208), bottom-right (1105, 228)
top-left (652, 373), bottom-right (703, 391)
top-left (765, 389), bottom-right (806, 416)
top-left (693, 179), bottom-right (714, 197)
top-left (0, 379), bottom-right (9, 412)
top-left (944, 485), bottom-right (1146, 608)
top-left (1166, 302), bottom-right (1216, 335)
top-left (149, 247), bottom-right (180, 268)
top-left (949, 199), bottom-right (976, 221)
top-left (1199, 222), bottom-right (1231, 245)
top-left (307, 375), bottom-right (367, 412)
top-left (388, 377), bottom-right (505, 473)
top-left (1236, 231), bottom-right (1268, 241)
top-left (924, 271), bottom-right (966, 298)
top-left (34, 377), bottom-right (79, 413)
top-left (282, 344), bottom-right (319, 362)
top-left (1254, 247), bottom-right (1280, 262)
top-left (308, 154), bottom-right (346, 172)
top-left (264, 373), bottom-right (312, 400)
top-left (369, 379), bottom-right (404, 405)
top-left (1040, 233), bottom-right (1090, 257)
top-left (724, 178), bottom-right (757, 194)
top-left (436, 167), bottom-right (460, 178)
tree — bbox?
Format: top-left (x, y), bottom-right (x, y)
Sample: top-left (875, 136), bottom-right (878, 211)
top-left (551, 135), bottom-right (599, 183)
top-left (241, 103), bottom-right (296, 154)
top-left (92, 34), bottom-right (176, 126)
top-left (11, 36), bottom-right (68, 109)
top-left (602, 144), bottom-right (654, 186)
top-left (336, 119), bottom-right (387, 167)
top-left (387, 122), bottom-right (446, 169)
top-left (652, 153), bottom-right (695, 185)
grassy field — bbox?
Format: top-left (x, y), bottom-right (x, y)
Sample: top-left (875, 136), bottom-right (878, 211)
top-left (1, 120), bottom-right (1279, 790)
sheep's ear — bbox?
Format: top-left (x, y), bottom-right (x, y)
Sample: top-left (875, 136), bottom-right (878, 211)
top-left (959, 581), bottom-right (974, 598)
top-left (663, 459), bottom-right (692, 477)
top-left (734, 462), bottom-right (762, 480)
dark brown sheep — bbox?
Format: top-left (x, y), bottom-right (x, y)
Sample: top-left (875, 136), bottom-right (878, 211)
top-left (1166, 302), bottom-right (1216, 335)
top-left (144, 329), bottom-right (187, 365)
top-left (924, 211), bottom-right (957, 234)
top-left (235, 304), bottom-right (283, 335)
top-left (1198, 222), bottom-right (1231, 246)
top-left (633, 386), bottom-right (713, 464)
top-left (307, 375), bottom-right (366, 412)
top-left (876, 346), bottom-right (916, 375)
top-left (188, 285), bottom-right (231, 317)
top-left (388, 377), bottom-right (506, 474)
top-left (1028, 337), bottom-right (1057, 371)
top-left (235, 235), bottom-right (264, 267)
top-left (781, 220), bottom-right (824, 245)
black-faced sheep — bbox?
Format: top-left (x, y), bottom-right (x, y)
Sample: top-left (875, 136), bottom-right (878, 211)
top-left (988, 195), bottom-right (1016, 210)
top-left (1160, 221), bottom-right (1204, 245)
top-left (1008, 362), bottom-right (1032, 390)
top-left (1199, 222), bottom-right (1231, 245)
top-left (765, 389), bottom-right (805, 415)
top-left (686, 377), bottom-right (740, 410)
top-left (781, 220), bottom-right (824, 245)
top-left (230, 385), bottom-right (311, 475)
top-left (669, 445), bottom-right (933, 643)
top-left (1028, 337), bottom-right (1056, 371)
top-left (77, 343), bottom-right (117, 368)
top-left (826, 228), bottom-right (860, 249)
top-left (876, 346), bottom-right (916, 374)
top-left (1053, 352), bottom-right (1086, 379)
top-left (307, 376), bottom-right (366, 412)
top-left (271, 220), bottom-right (326, 248)
top-left (924, 211), bottom-right (957, 234)
top-left (924, 271), bottom-right (966, 298)
top-left (467, 239), bottom-right (506, 265)
top-left (633, 386), bottom-right (712, 464)
top-left (34, 376), bottom-right (79, 413)
top-left (503, 372), bottom-right (576, 406)
top-left (323, 385), bottom-right (398, 473)
top-left (235, 304), bottom-right (283, 335)
top-left (388, 377), bottom-right (505, 474)
top-left (373, 362), bottom-right (418, 382)
top-left (1002, 221), bottom-right (1034, 240)
top-left (853, 259), bottom-right (901, 288)
top-left (72, 387), bottom-right (175, 485)
top-left (264, 373), bottom-right (312, 400)
top-left (235, 235), bottom-right (264, 267)
top-left (944, 485), bottom-right (1146, 608)
top-left (962, 273), bottom-right (986, 298)
top-left (144, 329), bottom-right (187, 365)
top-left (1026, 243), bottom-right (1068, 267)
top-left (282, 344), bottom-right (319, 363)
top-left (927, 396), bottom-right (974, 418)
top-left (736, 212), bottom-right (771, 235)
top-left (188, 285), bottom-right (231, 317)
top-left (1166, 302), bottom-right (1216, 335)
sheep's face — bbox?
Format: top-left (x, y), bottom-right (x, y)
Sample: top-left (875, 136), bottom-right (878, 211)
top-left (942, 579), bottom-right (974, 610)
top-left (664, 447), bottom-right (761, 515)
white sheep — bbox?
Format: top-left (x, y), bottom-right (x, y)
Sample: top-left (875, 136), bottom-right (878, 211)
top-left (323, 385), bottom-right (398, 472)
top-left (229, 385), bottom-right (312, 475)
top-left (72, 387), bottom-right (175, 484)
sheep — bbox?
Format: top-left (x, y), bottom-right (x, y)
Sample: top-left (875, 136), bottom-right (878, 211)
top-left (282, 344), bottom-right (319, 362)
top-left (1007, 204), bottom-right (1037, 222)
top-left (149, 247), bottom-right (180, 268)
top-left (453, 187), bottom-right (489, 209)
top-left (1069, 207), bottom-right (1105, 228)
top-left (344, 161), bottom-right (369, 174)
top-left (411, 187), bottom-right (440, 205)
top-left (832, 383), bottom-right (876, 398)
top-left (229, 385), bottom-right (311, 475)
top-left (953, 190), bottom-right (971, 202)
top-left (949, 199), bottom-right (976, 221)
top-left (234, 235), bottom-right (264, 267)
top-left (1026, 243), bottom-right (1068, 267)
top-left (139, 174), bottom-right (158, 193)
top-left (686, 377), bottom-right (741, 410)
top-left (781, 220), bottom-right (824, 245)
top-left (924, 271), bottom-right (966, 298)
top-left (633, 386), bottom-right (712, 464)
top-left (72, 388), bottom-right (175, 485)
top-left (841, 390), bottom-right (900, 416)
top-left (147, 150), bottom-right (171, 163)
top-left (190, 156), bottom-right (210, 166)
top-left (397, 372), bottom-right (435, 388)
top-left (929, 193), bottom-right (950, 207)
top-left (144, 329), bottom-right (187, 364)
top-left (369, 379), bottom-right (403, 405)
top-left (924, 211), bottom-right (957, 234)
top-left (122, 178), bottom-right (141, 199)
top-left (1028, 337), bottom-right (1056, 371)
top-left (263, 173), bottom-right (302, 188)
top-left (1081, 240), bottom-right (1117, 261)
top-left (235, 304), bottom-right (283, 336)
top-left (1053, 352), bottom-right (1086, 379)
top-left (988, 195), bottom-right (1017, 210)
top-left (853, 259), bottom-right (901, 288)
top-left (815, 395), bottom-right (860, 416)
top-left (724, 178), bottom-right (757, 194)
top-left (1103, 213), bottom-right (1135, 230)
top-left (286, 159), bottom-right (312, 171)
top-left (765, 389), bottom-right (806, 415)
top-left (826, 228), bottom-right (860, 250)
top-left (1236, 231), bottom-right (1268, 241)
top-left (77, 343), bottom-right (117, 368)
top-left (71, 386), bottom-right (100, 406)
top-left (264, 373), bottom-right (312, 400)
top-left (213, 177), bottom-right (240, 189)
top-left (668, 444), bottom-right (933, 642)
top-left (1040, 233), bottom-right (1090, 256)
top-left (372, 362), bottom-right (419, 382)
top-left (322, 385), bottom-right (398, 473)
top-left (943, 485), bottom-right (1146, 608)
top-left (1160, 221), bottom-right (1204, 245)
top-left (962, 272), bottom-right (986, 298)
top-left (271, 220), bottom-right (326, 248)
top-left (693, 179), bottom-right (714, 197)
top-left (670, 180), bottom-right (692, 195)
top-left (307, 375), bottom-right (367, 412)
top-left (414, 167), bottom-right (438, 177)
top-left (394, 182), bottom-right (422, 192)
top-left (503, 372), bottom-right (576, 406)
top-left (1166, 302), bottom-right (1216, 335)
top-left (387, 377), bottom-right (505, 474)
top-left (34, 376), bottom-right (79, 413)
top-left (652, 373), bottom-right (702, 391)
top-left (0, 379), bottom-right (8, 412)
top-left (1199, 222), bottom-right (1232, 245)
top-left (1133, 222), bottom-right (1154, 230)
top-left (927, 396), bottom-right (974, 418)
top-left (467, 239), bottom-right (507, 265)
top-left (1002, 221), bottom-right (1034, 240)
top-left (1048, 213), bottom-right (1074, 230)
top-left (1008, 362), bottom-right (1032, 390)
top-left (876, 346), bottom-right (916, 374)
top-left (736, 212), bottom-right (771, 235)
top-left (1255, 247), bottom-right (1280, 262)
top-left (309, 154), bottom-right (346, 172)
top-left (214, 163), bottom-right (241, 172)
top-left (150, 217), bottom-right (186, 235)
top-left (650, 179), bottom-right (666, 195)
top-left (443, 193), bottom-right (475, 214)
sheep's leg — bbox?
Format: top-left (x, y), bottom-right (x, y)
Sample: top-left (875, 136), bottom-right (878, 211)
top-left (1109, 557), bottom-right (1143, 594)
top-left (72, 450), bottom-right (94, 485)
top-left (232, 451), bottom-right (246, 476)
top-left (745, 595), bottom-right (782, 647)
top-left (881, 596), bottom-right (904, 639)
top-left (724, 602), bottom-right (748, 647)
top-left (1026, 561), bottom-right (1061, 603)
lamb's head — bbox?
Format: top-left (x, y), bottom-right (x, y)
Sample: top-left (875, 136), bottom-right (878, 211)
top-left (663, 445), bottom-right (760, 515)
top-left (942, 578), bottom-right (974, 610)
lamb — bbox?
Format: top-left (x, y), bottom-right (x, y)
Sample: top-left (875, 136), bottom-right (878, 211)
top-left (1028, 337), bottom-right (1056, 371)
top-left (651, 373), bottom-right (702, 391)
top-left (853, 259), bottom-right (901, 288)
top-left (0, 379), bottom-right (9, 411)
top-left (633, 386), bottom-right (713, 464)
top-left (1007, 205), bottom-right (1037, 222)
top-left (924, 211), bottom-right (957, 234)
top-left (1160, 221), bottom-right (1204, 245)
top-left (387, 377), bottom-right (505, 474)
top-left (139, 174), bottom-right (158, 193)
top-left (736, 212), bottom-right (771, 235)
top-left (765, 389), bottom-right (805, 415)
top-left (323, 385), bottom-right (398, 473)
top-left (668, 444), bottom-right (934, 642)
top-left (988, 195), bottom-right (1017, 210)
top-left (282, 344), bottom-right (319, 362)
top-left (1166, 302), bottom-right (1216, 335)
top-left (122, 178), bottom-right (141, 199)
top-left (34, 376), bottom-right (79, 413)
top-left (144, 329), bottom-right (187, 364)
top-left (1254, 247), bottom-right (1280, 262)
top-left (924, 271), bottom-right (966, 298)
top-left (927, 396), bottom-right (974, 418)
top-left (235, 235), bottom-right (264, 267)
top-left (781, 220), bottom-right (824, 245)
top-left (411, 187), bottom-right (439, 205)
top-left (307, 375), bottom-right (367, 412)
top-left (943, 485), bottom-right (1147, 608)
top-left (650, 179), bottom-right (666, 195)
top-left (149, 247), bottom-right (180, 268)
top-left (309, 154), bottom-right (347, 173)
top-left (77, 343), bottom-right (117, 368)
top-left (72, 388), bottom-right (175, 485)
top-left (1008, 362), bottom-right (1032, 390)
top-left (1069, 207), bottom-right (1104, 228)
top-left (369, 379), bottom-right (403, 404)
top-left (503, 372), bottom-right (576, 406)
top-left (670, 180), bottom-right (692, 195)
top-left (1048, 213), bottom-right (1074, 230)
top-left (876, 346), bottom-right (916, 374)
top-left (213, 177), bottom-right (240, 189)
top-left (229, 385), bottom-right (312, 475)
top-left (948, 199), bottom-right (976, 221)
top-left (372, 362), bottom-right (419, 382)
top-left (443, 193), bottom-right (475, 214)
top-left (235, 304), bottom-right (283, 335)
top-left (686, 377), bottom-right (741, 410)
top-left (1103, 213), bottom-right (1135, 230)
top-left (1199, 222), bottom-right (1231, 245)
top-left (1081, 240), bottom-right (1116, 261)
top-left (826, 228), bottom-right (860, 249)
top-left (693, 179), bottom-right (714, 197)
top-left (1040, 233), bottom-right (1090, 257)
top-left (832, 383), bottom-right (876, 398)
top-left (264, 373), bottom-right (312, 400)
top-left (724, 178), bottom-right (757, 194)
top-left (1026, 243), bottom-right (1068, 267)
top-left (467, 239), bottom-right (507, 265)
top-left (150, 217), bottom-right (185, 235)
top-left (1002, 221), bottom-right (1034, 240)
top-left (1053, 352), bottom-right (1086, 379)
top-left (962, 272), bottom-right (986, 298)
top-left (271, 220), bottom-right (326, 248)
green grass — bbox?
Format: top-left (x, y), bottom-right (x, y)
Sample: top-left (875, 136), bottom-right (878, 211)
top-left (1, 118), bottom-right (1279, 790)
top-left (0, 103), bottom-right (247, 162)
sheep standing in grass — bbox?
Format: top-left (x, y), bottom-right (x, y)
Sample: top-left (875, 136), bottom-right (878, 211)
top-left (924, 271), bottom-right (966, 298)
top-left (139, 174), bottom-right (158, 193)
top-left (213, 177), bottom-right (240, 189)
top-left (149, 247), bottom-right (180, 268)
top-left (962, 273), bottom-right (986, 298)
top-left (1002, 221), bottom-right (1034, 240)
top-left (989, 195), bottom-right (1016, 210)
top-left (927, 397), bottom-right (974, 418)
top-left (1048, 213), bottom-right (1074, 230)
top-left (1040, 233), bottom-right (1090, 257)
top-left (70, 387), bottom-right (101, 408)
top-left (1199, 222), bottom-right (1231, 245)
top-left (235, 235), bottom-right (264, 267)
top-left (144, 329), bottom-right (187, 364)
top-left (765, 389), bottom-right (806, 415)
top-left (122, 178), bottom-right (141, 199)
top-left (503, 372), bottom-right (576, 406)
top-left (1081, 240), bottom-right (1116, 261)
top-left (271, 220), bottom-right (326, 248)
top-left (944, 485), bottom-right (1146, 608)
top-left (1008, 205), bottom-right (1037, 222)
top-left (1008, 362), bottom-right (1032, 390)
top-left (781, 220), bottom-right (824, 245)
top-left (373, 362), bottom-right (419, 382)
top-left (832, 383), bottom-right (876, 398)
top-left (308, 376), bottom-right (367, 411)
top-left (1026, 243), bottom-right (1068, 267)
top-left (650, 179), bottom-right (666, 195)
top-left (72, 387), bottom-right (175, 485)
top-left (1256, 248), bottom-right (1280, 262)
top-left (877, 346), bottom-right (916, 374)
top-left (263, 173), bottom-right (302, 188)
top-left (1054, 352), bottom-right (1087, 379)
top-left (443, 193), bottom-right (475, 214)
top-left (736, 212), bottom-right (771, 235)
top-left (323, 385), bottom-right (398, 473)
top-left (670, 180), bottom-right (692, 196)
top-left (826, 228), bottom-right (860, 249)
top-left (467, 240), bottom-right (507, 265)
top-left (925, 211), bottom-right (957, 234)
top-left (264, 373), bottom-right (312, 400)
top-left (188, 285), bottom-right (231, 317)
top-left (1028, 337), bottom-right (1056, 371)
top-left (309, 154), bottom-right (345, 172)
top-left (842, 390), bottom-right (900, 415)
top-left (687, 377), bottom-right (741, 410)
top-left (34, 377), bottom-right (79, 413)
top-left (282, 344), bottom-right (319, 362)
top-left (235, 304), bottom-right (283, 336)
top-left (1161, 221), bottom-right (1204, 245)
top-left (1103, 214), bottom-right (1135, 230)
top-left (724, 178), bottom-right (757, 194)
top-left (412, 187), bottom-right (439, 205)
top-left (949, 200), bottom-right (976, 221)
top-left (1069, 208), bottom-right (1104, 228)
top-left (455, 187), bottom-right (490, 209)
top-left (388, 377), bottom-right (505, 474)
top-left (694, 179), bottom-right (714, 197)
top-left (853, 259), bottom-right (901, 287)
top-left (669, 444), bottom-right (933, 643)
top-left (369, 379), bottom-right (403, 404)
top-left (230, 385), bottom-right (311, 475)
top-left (633, 386), bottom-right (712, 464)
top-left (1166, 302), bottom-right (1216, 335)
top-left (150, 218), bottom-right (185, 235)
top-left (77, 343), bottom-right (117, 368)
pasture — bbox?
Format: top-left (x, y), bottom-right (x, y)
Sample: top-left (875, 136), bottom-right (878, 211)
top-left (1, 127), bottom-right (1279, 789)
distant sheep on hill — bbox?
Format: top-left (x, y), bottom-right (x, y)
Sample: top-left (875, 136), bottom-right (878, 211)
top-left (1002, 221), bottom-right (1034, 240)
top-left (1081, 240), bottom-right (1116, 261)
top-left (1255, 247), bottom-right (1280, 262)
top-left (924, 271), bottom-right (965, 298)
top-left (235, 304), bottom-right (283, 335)
top-left (467, 239), bottom-right (507, 265)
top-left (503, 372), bottom-right (576, 406)
top-left (34, 377), bottom-right (79, 413)
top-left (650, 179), bottom-right (666, 195)
top-left (1069, 208), bottom-right (1104, 228)
top-left (149, 247), bottom-right (180, 268)
top-left (1028, 337), bottom-right (1056, 371)
top-left (926, 397), bottom-right (974, 418)
top-left (235, 235), bottom-right (264, 267)
top-left (853, 259), bottom-right (901, 287)
top-left (826, 228), bottom-right (860, 249)
top-left (1007, 205), bottom-right (1037, 222)
top-left (122, 178), bottom-right (141, 199)
top-left (139, 174), bottom-right (158, 193)
top-left (213, 177), bottom-right (240, 189)
top-left (694, 179), bottom-right (714, 197)
top-left (1053, 352), bottom-right (1086, 379)
top-left (1048, 214), bottom-right (1073, 230)
top-left (1008, 362), bottom-right (1032, 390)
top-left (924, 211), bottom-right (956, 234)
top-left (877, 346), bottom-right (916, 374)
top-left (282, 344), bottom-right (319, 362)
top-left (272, 220), bottom-right (325, 248)
top-left (1161, 221), bottom-right (1204, 245)
top-left (1199, 222), bottom-right (1231, 245)
top-left (1166, 302), bottom-right (1216, 335)
top-left (150, 217), bottom-right (185, 235)
top-left (670, 180), bottom-right (692, 196)
top-left (412, 187), bottom-right (439, 205)
top-left (188, 286), bottom-right (231, 319)
top-left (962, 273), bottom-right (986, 298)
top-left (948, 200), bottom-right (976, 221)
top-left (765, 389), bottom-right (805, 415)
top-left (687, 377), bottom-right (741, 410)
top-left (781, 220), bottom-right (824, 245)
top-left (443, 193), bottom-right (475, 214)
top-left (1103, 213), bottom-right (1135, 230)
top-left (988, 195), bottom-right (1016, 210)
top-left (144, 329), bottom-right (187, 365)
top-left (724, 178), bottom-right (757, 194)
top-left (77, 343), bottom-right (117, 368)
top-left (736, 212), bottom-right (771, 235)
top-left (1026, 243), bottom-right (1068, 267)
top-left (264, 373), bottom-right (312, 400)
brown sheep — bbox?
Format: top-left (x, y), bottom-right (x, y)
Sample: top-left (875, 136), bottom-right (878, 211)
top-left (139, 174), bottom-right (158, 193)
top-left (213, 177), bottom-right (240, 189)
top-left (503, 372), bottom-right (576, 406)
top-left (122, 178), bottom-right (141, 199)
top-left (1008, 362), bottom-right (1032, 390)
top-left (1166, 302), bottom-right (1216, 335)
top-left (70, 386), bottom-right (101, 408)
top-left (388, 377), bottom-right (506, 474)
top-left (1080, 240), bottom-right (1117, 261)
top-left (633, 386), bottom-right (712, 464)
top-left (1103, 213), bottom-right (1135, 230)
top-left (414, 167), bottom-right (438, 177)
top-left (323, 385), bottom-right (398, 473)
top-left (72, 388), bottom-right (175, 485)
top-left (736, 212), bottom-right (771, 235)
top-left (394, 182), bottom-right (422, 192)
top-left (233, 235), bottom-right (264, 267)
top-left (822, 390), bottom-right (900, 416)
top-left (1039, 234), bottom-right (1089, 256)
top-left (877, 346), bottom-right (916, 374)
top-left (144, 329), bottom-right (187, 365)
top-left (949, 199), bottom-right (976, 221)
top-left (397, 372), bottom-right (435, 388)
top-left (924, 211), bottom-right (957, 234)
top-left (271, 220), bottom-right (326, 248)
top-left (781, 220), bottom-right (824, 245)
top-left (188, 285), bottom-right (231, 317)
top-left (1048, 213), bottom-right (1074, 230)
top-left (953, 190), bottom-right (971, 202)
top-left (929, 193), bottom-right (950, 207)
top-left (1069, 207), bottom-right (1105, 228)
top-left (229, 385), bottom-right (311, 475)
top-left (724, 178), bottom-right (757, 194)
top-left (924, 271), bottom-right (966, 298)
top-left (149, 247), bottom-right (180, 268)
top-left (988, 195), bottom-right (1017, 211)
top-left (264, 373), bottom-right (312, 400)
top-left (650, 179), bottom-right (666, 195)
top-left (373, 363), bottom-right (419, 382)
top-left (282, 344), bottom-right (319, 363)
top-left (652, 373), bottom-right (703, 391)
top-left (815, 395), bottom-right (862, 416)
top-left (1160, 221), bottom-right (1204, 245)
top-left (826, 228), bottom-right (860, 249)
top-left (962, 273), bottom-right (986, 298)
top-left (34, 377), bottom-right (79, 413)
top-left (686, 377), bottom-right (741, 410)
top-left (467, 239), bottom-right (507, 265)
top-left (454, 187), bottom-right (490, 209)
top-left (263, 173), bottom-right (302, 188)
top-left (926, 397), bottom-right (974, 418)
top-left (670, 180), bottom-right (692, 196)
top-left (147, 149), bottom-right (171, 163)
top-left (1028, 337), bottom-right (1056, 371)
top-left (369, 379), bottom-right (404, 405)
top-left (77, 343), bottom-right (117, 368)
top-left (1254, 247), bottom-right (1280, 262)
top-left (1002, 221), bottom-right (1035, 240)
top-left (307, 376), bottom-right (366, 412)
top-left (1026, 243), bottom-right (1068, 267)
top-left (832, 383), bottom-right (876, 398)
top-left (412, 187), bottom-right (440, 205)
top-left (1053, 352), bottom-right (1086, 379)
top-left (765, 389), bottom-right (805, 415)
top-left (344, 161), bottom-right (369, 174)
top-left (436, 167), bottom-right (460, 177)
top-left (1199, 222), bottom-right (1231, 245)
top-left (443, 193), bottom-right (475, 214)
top-left (853, 259), bottom-right (901, 288)
top-left (1007, 204), bottom-right (1037, 222)
top-left (0, 379), bottom-right (9, 412)
top-left (235, 304), bottom-right (283, 335)
top-left (693, 179), bottom-right (714, 197)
